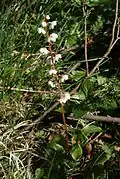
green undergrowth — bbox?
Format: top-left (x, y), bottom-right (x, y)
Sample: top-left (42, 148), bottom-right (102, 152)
top-left (0, 0), bottom-right (120, 179)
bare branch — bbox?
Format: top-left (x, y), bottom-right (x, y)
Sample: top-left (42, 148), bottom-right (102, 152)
top-left (110, 0), bottom-right (119, 46)
top-left (88, 0), bottom-right (119, 77)
top-left (83, 0), bottom-right (89, 76)
top-left (60, 45), bottom-right (79, 53)
top-left (0, 86), bottom-right (56, 94)
top-left (83, 114), bottom-right (120, 123)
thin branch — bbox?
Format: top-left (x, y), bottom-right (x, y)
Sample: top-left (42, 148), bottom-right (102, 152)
top-left (0, 86), bottom-right (55, 94)
top-left (83, 0), bottom-right (89, 76)
top-left (67, 114), bottom-right (120, 123)
top-left (88, 132), bottom-right (103, 144)
top-left (60, 45), bottom-right (79, 53)
top-left (88, 0), bottom-right (119, 77)
top-left (67, 57), bottom-right (103, 74)
top-left (48, 21), bottom-right (69, 150)
top-left (61, 104), bottom-right (69, 150)
top-left (83, 114), bottom-right (120, 123)
top-left (110, 0), bottom-right (119, 46)
top-left (116, 18), bottom-right (120, 37)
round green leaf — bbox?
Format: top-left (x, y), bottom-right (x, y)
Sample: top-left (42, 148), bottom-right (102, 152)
top-left (71, 144), bottom-right (83, 160)
top-left (82, 125), bottom-right (102, 136)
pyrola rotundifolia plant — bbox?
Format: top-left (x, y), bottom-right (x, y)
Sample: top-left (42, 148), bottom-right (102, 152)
top-left (38, 15), bottom-right (70, 150)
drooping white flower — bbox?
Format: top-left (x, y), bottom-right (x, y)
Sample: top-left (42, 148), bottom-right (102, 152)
top-left (54, 54), bottom-right (62, 62)
top-left (59, 92), bottom-right (70, 104)
top-left (65, 92), bottom-right (70, 100)
top-left (42, 21), bottom-right (47, 27)
top-left (11, 50), bottom-right (19, 56)
top-left (49, 69), bottom-right (57, 75)
top-left (38, 27), bottom-right (46, 34)
top-left (61, 74), bottom-right (68, 82)
top-left (40, 48), bottom-right (49, 55)
top-left (48, 33), bottom-right (58, 42)
top-left (48, 80), bottom-right (56, 88)
top-left (49, 21), bottom-right (57, 29)
top-left (46, 15), bottom-right (50, 20)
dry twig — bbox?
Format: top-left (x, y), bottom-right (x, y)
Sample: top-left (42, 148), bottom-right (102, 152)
top-left (83, 114), bottom-right (120, 123)
top-left (88, 0), bottom-right (119, 77)
top-left (0, 86), bottom-right (55, 94)
top-left (83, 0), bottom-right (89, 76)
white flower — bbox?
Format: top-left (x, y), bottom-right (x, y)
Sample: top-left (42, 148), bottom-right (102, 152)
top-left (49, 69), bottom-right (57, 75)
top-left (59, 92), bottom-right (70, 104)
top-left (46, 15), bottom-right (50, 20)
top-left (42, 21), bottom-right (47, 27)
top-left (49, 21), bottom-right (57, 29)
top-left (11, 50), bottom-right (19, 56)
top-left (48, 80), bottom-right (56, 88)
top-left (38, 27), bottom-right (46, 34)
top-left (61, 74), bottom-right (68, 82)
top-left (48, 33), bottom-right (58, 42)
top-left (54, 54), bottom-right (62, 62)
top-left (40, 48), bottom-right (49, 55)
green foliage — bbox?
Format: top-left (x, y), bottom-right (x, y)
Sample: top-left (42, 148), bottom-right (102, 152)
top-left (71, 144), bottom-right (83, 160)
top-left (90, 144), bottom-right (115, 167)
top-left (35, 168), bottom-right (44, 179)
top-left (91, 15), bottom-right (104, 35)
top-left (71, 70), bottom-right (86, 82)
top-left (47, 135), bottom-right (66, 152)
top-left (0, 0), bottom-right (120, 178)
top-left (82, 125), bottom-right (102, 136)
top-left (97, 75), bottom-right (107, 85)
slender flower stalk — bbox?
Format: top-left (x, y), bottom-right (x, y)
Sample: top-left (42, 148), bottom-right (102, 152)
top-left (38, 15), bottom-right (70, 150)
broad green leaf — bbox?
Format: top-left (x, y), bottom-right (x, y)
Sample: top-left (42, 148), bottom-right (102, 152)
top-left (48, 135), bottom-right (66, 152)
top-left (71, 91), bottom-right (86, 101)
top-left (81, 79), bottom-right (93, 98)
top-left (90, 149), bottom-right (113, 166)
top-left (71, 0), bottom-right (81, 6)
top-left (36, 130), bottom-right (45, 139)
top-left (97, 98), bottom-right (117, 110)
top-left (66, 35), bottom-right (78, 47)
top-left (102, 144), bottom-right (114, 155)
top-left (97, 76), bottom-right (107, 85)
top-left (82, 125), bottom-right (102, 136)
top-left (72, 106), bottom-right (87, 118)
top-left (107, 98), bottom-right (117, 109)
top-left (71, 144), bottom-right (83, 160)
top-left (91, 16), bottom-right (103, 35)
top-left (71, 70), bottom-right (85, 82)
top-left (35, 168), bottom-right (44, 179)
top-left (52, 143), bottom-right (65, 152)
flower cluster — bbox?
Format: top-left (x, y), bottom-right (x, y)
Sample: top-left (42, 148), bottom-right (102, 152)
top-left (48, 33), bottom-right (58, 42)
top-left (61, 75), bottom-right (68, 82)
top-left (48, 80), bottom-right (56, 88)
top-left (49, 21), bottom-right (57, 29)
top-left (59, 92), bottom-right (70, 104)
top-left (40, 48), bottom-right (49, 55)
top-left (38, 27), bottom-right (46, 35)
top-left (54, 54), bottom-right (62, 62)
top-left (49, 69), bottom-right (57, 75)
top-left (38, 15), bottom-right (70, 103)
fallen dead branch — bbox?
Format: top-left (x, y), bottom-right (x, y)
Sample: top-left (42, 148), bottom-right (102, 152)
top-left (83, 114), bottom-right (120, 123)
